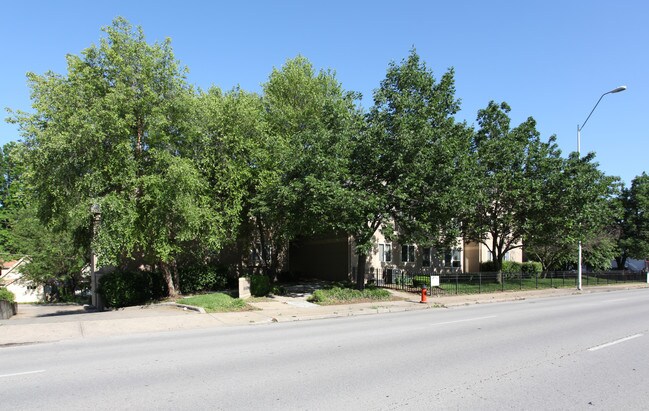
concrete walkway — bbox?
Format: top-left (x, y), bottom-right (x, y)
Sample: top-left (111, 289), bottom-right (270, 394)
top-left (1, 283), bottom-right (647, 346)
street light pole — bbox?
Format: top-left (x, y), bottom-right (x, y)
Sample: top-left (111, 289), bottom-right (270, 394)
top-left (576, 85), bottom-right (626, 290)
top-left (90, 203), bottom-right (102, 309)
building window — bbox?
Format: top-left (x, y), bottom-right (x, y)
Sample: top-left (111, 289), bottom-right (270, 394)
top-left (422, 247), bottom-right (432, 267)
top-left (444, 248), bottom-right (461, 268)
top-left (379, 243), bottom-right (392, 263)
top-left (401, 244), bottom-right (415, 263)
top-left (488, 250), bottom-right (510, 262)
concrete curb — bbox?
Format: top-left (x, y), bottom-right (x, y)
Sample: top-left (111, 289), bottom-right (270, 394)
top-left (171, 303), bottom-right (207, 314)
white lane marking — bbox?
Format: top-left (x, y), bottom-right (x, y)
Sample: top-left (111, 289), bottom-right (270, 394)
top-left (430, 315), bottom-right (497, 326)
top-left (588, 334), bottom-right (643, 352)
top-left (0, 369), bottom-right (46, 378)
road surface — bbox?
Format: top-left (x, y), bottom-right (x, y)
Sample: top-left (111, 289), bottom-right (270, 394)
top-left (2, 288), bottom-right (648, 410)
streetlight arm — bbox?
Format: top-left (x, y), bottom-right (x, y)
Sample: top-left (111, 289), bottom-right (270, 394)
top-left (579, 85), bottom-right (627, 132)
top-left (579, 93), bottom-right (607, 132)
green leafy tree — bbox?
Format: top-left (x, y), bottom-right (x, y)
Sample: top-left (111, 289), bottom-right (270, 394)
top-left (525, 152), bottom-right (621, 271)
top-left (11, 18), bottom-right (222, 296)
top-left (0, 142), bottom-right (86, 299)
top-left (615, 173), bottom-right (649, 268)
top-left (249, 56), bottom-right (361, 277)
top-left (463, 101), bottom-right (532, 270)
top-left (0, 142), bottom-right (26, 256)
top-left (463, 101), bottom-right (562, 273)
top-left (194, 86), bottom-right (267, 273)
top-left (10, 205), bottom-right (87, 300)
top-left (348, 50), bottom-right (471, 289)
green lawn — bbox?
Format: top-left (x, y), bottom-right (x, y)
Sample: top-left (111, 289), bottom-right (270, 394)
top-left (177, 293), bottom-right (253, 313)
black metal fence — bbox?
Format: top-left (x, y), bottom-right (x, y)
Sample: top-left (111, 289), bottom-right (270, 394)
top-left (354, 267), bottom-right (648, 295)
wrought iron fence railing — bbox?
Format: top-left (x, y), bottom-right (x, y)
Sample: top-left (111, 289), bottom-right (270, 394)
top-left (353, 267), bottom-right (647, 295)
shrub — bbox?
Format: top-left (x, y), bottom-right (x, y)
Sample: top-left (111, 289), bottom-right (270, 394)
top-left (412, 275), bottom-right (430, 288)
top-left (502, 261), bottom-right (522, 273)
top-left (394, 275), bottom-right (413, 286)
top-left (480, 260), bottom-right (522, 273)
top-left (522, 261), bottom-right (543, 275)
top-left (178, 264), bottom-right (229, 294)
top-left (98, 270), bottom-right (168, 308)
top-left (0, 287), bottom-right (15, 303)
top-left (479, 261), bottom-right (499, 272)
top-left (250, 275), bottom-right (271, 297)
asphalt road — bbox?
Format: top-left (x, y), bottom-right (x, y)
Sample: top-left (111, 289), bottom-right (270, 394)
top-left (2, 288), bottom-right (648, 410)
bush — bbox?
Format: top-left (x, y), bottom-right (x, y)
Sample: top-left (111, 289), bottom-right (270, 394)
top-left (522, 261), bottom-right (543, 275)
top-left (178, 264), bottom-right (229, 294)
top-left (479, 260), bottom-right (522, 273)
top-left (502, 261), bottom-right (522, 273)
top-left (0, 287), bottom-right (15, 303)
top-left (250, 275), bottom-right (271, 297)
top-left (412, 275), bottom-right (430, 288)
top-left (98, 270), bottom-right (168, 308)
top-left (479, 261), bottom-right (498, 272)
top-left (394, 275), bottom-right (413, 286)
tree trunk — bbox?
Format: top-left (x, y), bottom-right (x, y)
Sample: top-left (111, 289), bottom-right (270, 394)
top-left (161, 261), bottom-right (177, 298)
top-left (356, 252), bottom-right (367, 291)
top-left (171, 259), bottom-right (181, 295)
top-left (615, 254), bottom-right (627, 271)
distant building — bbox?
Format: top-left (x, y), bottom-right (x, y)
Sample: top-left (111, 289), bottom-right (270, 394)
top-left (0, 257), bottom-right (44, 303)
top-left (289, 226), bottom-right (523, 282)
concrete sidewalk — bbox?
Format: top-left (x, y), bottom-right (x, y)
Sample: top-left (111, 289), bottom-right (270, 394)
top-left (1, 283), bottom-right (647, 346)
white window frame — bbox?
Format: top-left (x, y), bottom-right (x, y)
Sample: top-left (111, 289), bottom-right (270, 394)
top-left (444, 248), bottom-right (461, 268)
top-left (379, 243), bottom-right (392, 263)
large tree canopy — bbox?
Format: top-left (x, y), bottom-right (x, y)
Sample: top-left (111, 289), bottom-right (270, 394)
top-left (462, 101), bottom-right (562, 271)
top-left (251, 56), bottom-right (361, 274)
top-left (523, 150), bottom-right (620, 270)
top-left (12, 18), bottom-right (222, 296)
top-left (348, 50), bottom-right (472, 289)
top-left (615, 172), bottom-right (649, 268)
top-left (6, 18), bottom-right (636, 302)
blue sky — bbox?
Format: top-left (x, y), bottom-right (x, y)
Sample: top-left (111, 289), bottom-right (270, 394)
top-left (1, 0), bottom-right (646, 185)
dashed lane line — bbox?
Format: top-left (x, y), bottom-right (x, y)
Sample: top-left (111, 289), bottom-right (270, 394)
top-left (588, 334), bottom-right (643, 352)
top-left (0, 369), bottom-right (46, 378)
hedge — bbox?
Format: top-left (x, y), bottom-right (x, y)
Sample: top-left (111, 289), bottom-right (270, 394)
top-left (98, 270), bottom-right (167, 308)
top-left (250, 275), bottom-right (271, 297)
top-left (0, 287), bottom-right (15, 303)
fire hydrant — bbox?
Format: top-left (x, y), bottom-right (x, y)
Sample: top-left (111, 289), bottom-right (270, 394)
top-left (420, 285), bottom-right (427, 303)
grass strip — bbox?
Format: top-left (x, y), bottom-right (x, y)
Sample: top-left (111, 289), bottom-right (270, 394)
top-left (177, 293), bottom-right (253, 313)
top-left (308, 286), bottom-right (393, 305)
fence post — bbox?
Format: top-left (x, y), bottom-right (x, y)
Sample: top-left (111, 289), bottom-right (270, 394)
top-left (519, 271), bottom-right (523, 290)
top-left (479, 272), bottom-right (482, 293)
top-left (455, 272), bottom-right (459, 295)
